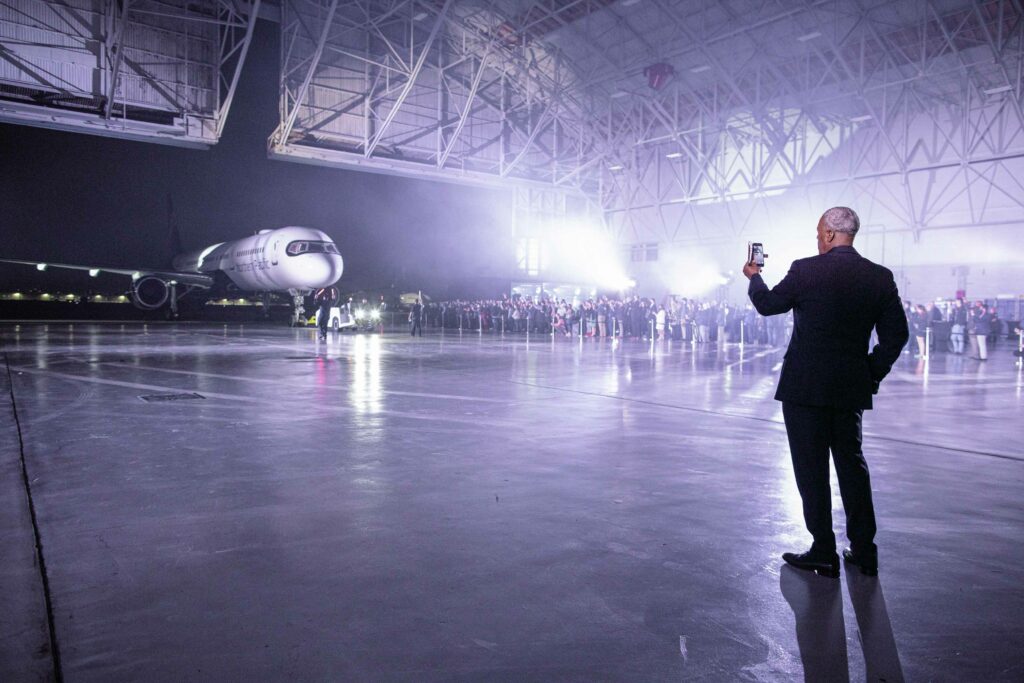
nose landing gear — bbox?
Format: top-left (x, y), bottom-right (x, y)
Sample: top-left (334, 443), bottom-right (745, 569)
top-left (289, 289), bottom-right (309, 327)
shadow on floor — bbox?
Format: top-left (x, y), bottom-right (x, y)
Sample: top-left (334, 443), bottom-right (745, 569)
top-left (781, 565), bottom-right (905, 682)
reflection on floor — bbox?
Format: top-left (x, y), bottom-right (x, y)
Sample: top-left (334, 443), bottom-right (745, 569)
top-left (1, 323), bottom-right (1022, 681)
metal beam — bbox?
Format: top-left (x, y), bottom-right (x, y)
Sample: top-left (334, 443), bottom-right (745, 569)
top-left (103, 0), bottom-right (132, 120)
top-left (216, 0), bottom-right (262, 138)
top-left (277, 0), bottom-right (340, 146)
top-left (365, 0), bottom-right (453, 158)
top-left (437, 43), bottom-right (493, 169)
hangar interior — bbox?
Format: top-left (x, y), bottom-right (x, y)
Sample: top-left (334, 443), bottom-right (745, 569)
top-left (3, 0), bottom-right (1023, 298)
top-left (2, 1), bottom-right (1024, 681)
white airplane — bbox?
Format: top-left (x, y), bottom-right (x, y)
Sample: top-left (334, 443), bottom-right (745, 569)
top-left (1, 226), bottom-right (344, 323)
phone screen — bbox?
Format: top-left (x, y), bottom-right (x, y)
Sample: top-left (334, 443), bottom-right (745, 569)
top-left (749, 242), bottom-right (765, 266)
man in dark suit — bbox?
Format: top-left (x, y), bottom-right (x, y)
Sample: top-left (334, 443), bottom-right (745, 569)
top-left (743, 207), bottom-right (908, 578)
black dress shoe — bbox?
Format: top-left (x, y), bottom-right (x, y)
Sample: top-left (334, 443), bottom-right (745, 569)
top-left (782, 550), bottom-right (840, 578)
top-left (842, 548), bottom-right (878, 576)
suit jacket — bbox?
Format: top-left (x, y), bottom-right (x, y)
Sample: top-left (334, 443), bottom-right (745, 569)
top-left (748, 245), bottom-right (908, 410)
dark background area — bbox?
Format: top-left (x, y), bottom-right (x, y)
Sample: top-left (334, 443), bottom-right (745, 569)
top-left (0, 20), bottom-right (514, 300)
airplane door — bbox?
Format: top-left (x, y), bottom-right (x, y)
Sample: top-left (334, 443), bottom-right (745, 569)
top-left (271, 240), bottom-right (279, 266)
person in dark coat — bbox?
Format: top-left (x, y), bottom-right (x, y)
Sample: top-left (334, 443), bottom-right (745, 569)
top-left (409, 299), bottom-right (423, 337)
top-left (743, 206), bottom-right (908, 578)
top-left (314, 286), bottom-right (338, 341)
top-left (971, 301), bottom-right (992, 360)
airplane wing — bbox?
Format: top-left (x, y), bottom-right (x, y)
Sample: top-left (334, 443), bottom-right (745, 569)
top-left (0, 259), bottom-right (214, 288)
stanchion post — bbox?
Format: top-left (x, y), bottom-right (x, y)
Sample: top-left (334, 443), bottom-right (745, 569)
top-left (925, 326), bottom-right (932, 359)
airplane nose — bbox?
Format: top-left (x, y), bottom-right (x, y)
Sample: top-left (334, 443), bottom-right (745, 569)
top-left (281, 253), bottom-right (343, 288)
top-left (306, 254), bottom-right (343, 287)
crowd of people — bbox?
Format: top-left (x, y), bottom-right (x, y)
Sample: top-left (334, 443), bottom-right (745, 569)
top-left (419, 296), bottom-right (792, 345)
top-left (906, 298), bottom-right (1005, 360)
top-left (410, 294), bottom-right (1018, 361)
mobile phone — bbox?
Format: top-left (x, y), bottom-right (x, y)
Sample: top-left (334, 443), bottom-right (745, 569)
top-left (748, 242), bottom-right (765, 267)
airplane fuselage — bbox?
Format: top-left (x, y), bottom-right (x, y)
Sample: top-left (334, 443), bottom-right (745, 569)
top-left (172, 226), bottom-right (344, 292)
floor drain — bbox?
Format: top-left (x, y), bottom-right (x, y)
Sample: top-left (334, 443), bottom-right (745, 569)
top-left (139, 392), bottom-right (206, 402)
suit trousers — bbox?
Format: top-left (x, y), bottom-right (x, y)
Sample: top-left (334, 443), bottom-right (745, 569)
top-left (781, 402), bottom-right (878, 557)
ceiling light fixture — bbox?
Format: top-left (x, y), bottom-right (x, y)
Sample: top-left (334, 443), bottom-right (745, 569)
top-left (690, 65), bottom-right (711, 74)
top-left (797, 31), bottom-right (822, 42)
top-left (850, 114), bottom-right (872, 122)
top-left (983, 85), bottom-right (1012, 95)
top-left (666, 152), bottom-right (683, 159)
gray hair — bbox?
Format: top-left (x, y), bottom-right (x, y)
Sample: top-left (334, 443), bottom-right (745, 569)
top-left (822, 206), bottom-right (860, 235)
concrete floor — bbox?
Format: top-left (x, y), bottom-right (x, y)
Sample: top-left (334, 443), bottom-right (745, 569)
top-left (1, 322), bottom-right (1022, 682)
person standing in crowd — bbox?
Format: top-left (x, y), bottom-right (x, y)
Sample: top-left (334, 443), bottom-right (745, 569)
top-left (656, 305), bottom-right (667, 340)
top-left (409, 298), bottom-right (423, 337)
top-left (911, 304), bottom-right (928, 358)
top-left (950, 298), bottom-right (968, 354)
top-left (988, 305), bottom-right (1001, 349)
top-left (744, 206), bottom-right (908, 578)
top-left (314, 286), bottom-right (338, 341)
top-left (925, 302), bottom-right (942, 353)
top-left (697, 303), bottom-right (709, 343)
top-left (972, 301), bottom-right (991, 360)
top-left (629, 297), bottom-right (644, 338)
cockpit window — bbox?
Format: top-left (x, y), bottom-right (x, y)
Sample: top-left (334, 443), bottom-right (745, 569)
top-left (286, 240), bottom-right (338, 256)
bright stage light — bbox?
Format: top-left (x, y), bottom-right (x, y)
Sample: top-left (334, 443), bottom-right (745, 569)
top-left (89, 268), bottom-right (100, 277)
top-left (656, 248), bottom-right (731, 298)
top-left (36, 263), bottom-right (47, 271)
top-left (370, 309), bottom-right (380, 320)
top-left (545, 222), bottom-right (632, 291)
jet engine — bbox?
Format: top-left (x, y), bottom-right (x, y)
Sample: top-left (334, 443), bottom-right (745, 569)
top-left (130, 276), bottom-right (170, 310)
